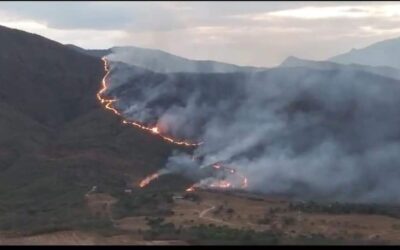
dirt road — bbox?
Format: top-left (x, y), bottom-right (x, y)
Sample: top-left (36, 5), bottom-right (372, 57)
top-left (198, 204), bottom-right (233, 226)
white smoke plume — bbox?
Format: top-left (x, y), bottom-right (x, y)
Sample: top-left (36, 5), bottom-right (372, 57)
top-left (106, 51), bottom-right (400, 204)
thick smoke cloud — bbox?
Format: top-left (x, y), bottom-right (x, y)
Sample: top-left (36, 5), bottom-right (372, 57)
top-left (106, 54), bottom-right (400, 204)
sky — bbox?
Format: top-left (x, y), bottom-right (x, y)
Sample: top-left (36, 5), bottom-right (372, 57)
top-left (0, 1), bottom-right (399, 67)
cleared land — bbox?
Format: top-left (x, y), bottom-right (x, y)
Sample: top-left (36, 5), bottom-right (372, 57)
top-left (2, 189), bottom-right (400, 245)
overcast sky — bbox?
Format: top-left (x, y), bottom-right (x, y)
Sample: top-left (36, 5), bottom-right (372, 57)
top-left (0, 1), bottom-right (399, 67)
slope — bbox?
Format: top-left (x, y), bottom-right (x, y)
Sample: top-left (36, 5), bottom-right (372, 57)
top-left (66, 44), bottom-right (266, 73)
top-left (328, 36), bottom-right (400, 69)
top-left (0, 25), bottom-right (186, 235)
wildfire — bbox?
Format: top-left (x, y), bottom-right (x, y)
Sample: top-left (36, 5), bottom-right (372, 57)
top-left (238, 173), bottom-right (248, 188)
top-left (97, 57), bottom-right (201, 147)
top-left (139, 172), bottom-right (161, 188)
top-left (212, 164), bottom-right (221, 169)
top-left (208, 180), bottom-right (232, 189)
top-left (213, 163), bottom-right (247, 188)
top-left (99, 57), bottom-right (250, 191)
top-left (183, 162), bottom-right (248, 192)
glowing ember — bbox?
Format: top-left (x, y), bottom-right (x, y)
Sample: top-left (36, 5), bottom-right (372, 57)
top-left (139, 172), bottom-right (160, 188)
top-left (185, 162), bottom-right (249, 192)
top-left (151, 127), bottom-right (159, 134)
top-left (238, 173), bottom-right (248, 188)
top-left (97, 57), bottom-right (201, 147)
top-left (210, 180), bottom-right (232, 189)
top-left (213, 164), bottom-right (221, 169)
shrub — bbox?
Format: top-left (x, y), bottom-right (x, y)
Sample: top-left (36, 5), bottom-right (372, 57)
top-left (226, 208), bottom-right (235, 214)
top-left (258, 217), bottom-right (272, 225)
top-left (282, 216), bottom-right (296, 226)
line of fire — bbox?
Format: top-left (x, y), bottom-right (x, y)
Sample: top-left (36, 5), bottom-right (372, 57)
top-left (97, 57), bottom-right (248, 192)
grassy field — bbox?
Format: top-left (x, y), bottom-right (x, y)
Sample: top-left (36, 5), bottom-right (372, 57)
top-left (4, 188), bottom-right (395, 245)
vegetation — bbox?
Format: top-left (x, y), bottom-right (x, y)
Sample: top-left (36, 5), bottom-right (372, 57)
top-left (0, 24), bottom-right (194, 236)
top-left (257, 217), bottom-right (272, 225)
top-left (141, 219), bottom-right (360, 245)
top-left (183, 193), bottom-right (201, 202)
top-left (112, 191), bottom-right (174, 219)
top-left (143, 222), bottom-right (281, 245)
top-left (281, 216), bottom-right (296, 226)
top-left (288, 233), bottom-right (347, 245)
top-left (142, 217), bottom-right (182, 240)
top-left (185, 225), bottom-right (280, 245)
top-left (392, 224), bottom-right (400, 230)
top-left (288, 201), bottom-right (400, 218)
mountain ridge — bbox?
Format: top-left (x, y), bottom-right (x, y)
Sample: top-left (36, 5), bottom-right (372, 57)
top-left (0, 24), bottom-right (185, 234)
top-left (66, 44), bottom-right (267, 73)
top-left (328, 36), bottom-right (400, 69)
top-left (280, 55), bottom-right (400, 81)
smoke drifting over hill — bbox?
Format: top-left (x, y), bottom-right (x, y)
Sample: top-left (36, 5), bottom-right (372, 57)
top-left (106, 51), bottom-right (400, 204)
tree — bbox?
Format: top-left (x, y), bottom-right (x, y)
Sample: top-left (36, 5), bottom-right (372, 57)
top-left (282, 216), bottom-right (296, 226)
top-left (226, 208), bottom-right (235, 214)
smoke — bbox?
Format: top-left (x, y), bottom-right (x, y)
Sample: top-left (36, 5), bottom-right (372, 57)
top-left (106, 46), bottom-right (265, 73)
top-left (106, 51), bottom-right (400, 204)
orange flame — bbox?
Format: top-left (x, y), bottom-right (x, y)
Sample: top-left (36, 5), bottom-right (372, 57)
top-left (210, 180), bottom-right (232, 189)
top-left (184, 162), bottom-right (249, 192)
top-left (97, 57), bottom-right (202, 147)
top-left (139, 172), bottom-right (161, 188)
top-left (212, 163), bottom-right (247, 188)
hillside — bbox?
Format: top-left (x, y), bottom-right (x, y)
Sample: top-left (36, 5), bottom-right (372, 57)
top-left (65, 44), bottom-right (112, 59)
top-left (0, 25), bottom-right (187, 234)
top-left (328, 36), bottom-right (400, 69)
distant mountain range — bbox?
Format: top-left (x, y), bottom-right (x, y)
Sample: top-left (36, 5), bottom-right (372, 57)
top-left (67, 35), bottom-right (400, 74)
top-left (280, 56), bottom-right (400, 81)
top-left (328, 36), bottom-right (400, 69)
top-left (66, 44), bottom-right (266, 73)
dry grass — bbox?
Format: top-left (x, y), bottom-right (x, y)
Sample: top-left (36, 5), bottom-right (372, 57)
top-left (162, 190), bottom-right (400, 243)
top-left (3, 190), bottom-right (400, 244)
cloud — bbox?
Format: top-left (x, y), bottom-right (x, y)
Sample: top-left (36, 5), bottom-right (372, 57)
top-left (0, 2), bottom-right (186, 32)
top-left (0, 2), bottom-right (399, 66)
top-left (0, 18), bottom-right (127, 49)
top-left (255, 5), bottom-right (400, 19)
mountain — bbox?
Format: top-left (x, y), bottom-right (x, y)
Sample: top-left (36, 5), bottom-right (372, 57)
top-left (328, 36), bottom-right (400, 69)
top-left (65, 44), bottom-right (112, 58)
top-left (280, 56), bottom-right (400, 81)
top-left (66, 44), bottom-right (266, 73)
top-left (0, 25), bottom-right (187, 234)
